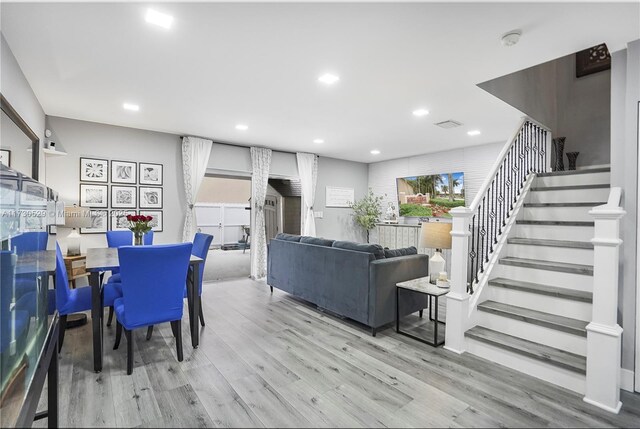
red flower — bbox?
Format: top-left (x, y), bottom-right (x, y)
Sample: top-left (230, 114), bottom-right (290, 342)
top-left (126, 214), bottom-right (132, 221)
top-left (146, 216), bottom-right (153, 222)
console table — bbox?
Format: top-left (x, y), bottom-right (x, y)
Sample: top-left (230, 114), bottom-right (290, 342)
top-left (376, 224), bottom-right (420, 249)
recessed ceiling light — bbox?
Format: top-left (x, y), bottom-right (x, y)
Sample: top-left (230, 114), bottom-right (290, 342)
top-left (370, 150), bottom-right (381, 155)
top-left (412, 108), bottom-right (429, 117)
top-left (313, 139), bottom-right (324, 144)
top-left (123, 103), bottom-right (139, 112)
top-left (501, 30), bottom-right (522, 47)
top-left (235, 124), bottom-right (249, 131)
top-left (467, 130), bottom-right (481, 136)
top-left (318, 73), bottom-right (340, 85)
top-left (145, 8), bottom-right (174, 29)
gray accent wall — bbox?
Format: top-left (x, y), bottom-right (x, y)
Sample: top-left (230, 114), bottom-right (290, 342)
top-left (479, 52), bottom-right (611, 167)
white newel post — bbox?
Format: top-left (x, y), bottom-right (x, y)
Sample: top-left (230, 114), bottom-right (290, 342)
top-left (444, 207), bottom-right (473, 354)
top-left (584, 202), bottom-right (625, 414)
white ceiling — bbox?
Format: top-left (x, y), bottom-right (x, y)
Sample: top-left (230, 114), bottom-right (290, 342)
top-left (2, 2), bottom-right (638, 163)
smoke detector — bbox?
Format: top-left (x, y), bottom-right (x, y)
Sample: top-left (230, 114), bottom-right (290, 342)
top-left (501, 30), bottom-right (522, 47)
top-left (434, 120), bottom-right (463, 129)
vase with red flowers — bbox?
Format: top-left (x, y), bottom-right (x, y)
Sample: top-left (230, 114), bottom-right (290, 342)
top-left (126, 214), bottom-right (153, 245)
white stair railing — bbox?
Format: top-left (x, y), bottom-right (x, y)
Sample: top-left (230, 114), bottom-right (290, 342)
top-left (445, 117), bottom-right (551, 354)
top-left (584, 187), bottom-right (625, 414)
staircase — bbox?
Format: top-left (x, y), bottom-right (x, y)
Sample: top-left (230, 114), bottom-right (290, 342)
top-left (464, 167), bottom-right (610, 394)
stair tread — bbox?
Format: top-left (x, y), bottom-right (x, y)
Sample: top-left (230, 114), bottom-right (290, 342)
top-left (536, 167), bottom-right (610, 177)
top-left (524, 202), bottom-right (605, 207)
top-left (478, 300), bottom-right (588, 336)
top-left (531, 184), bottom-right (610, 191)
top-left (465, 326), bottom-right (586, 374)
top-left (489, 277), bottom-right (593, 302)
top-left (507, 237), bottom-right (593, 249)
top-left (516, 220), bottom-right (594, 227)
top-left (499, 256), bottom-right (593, 275)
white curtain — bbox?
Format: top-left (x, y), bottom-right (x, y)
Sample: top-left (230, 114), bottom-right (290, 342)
top-left (296, 152), bottom-right (318, 237)
top-left (250, 147), bottom-right (272, 279)
top-left (181, 136), bottom-right (212, 242)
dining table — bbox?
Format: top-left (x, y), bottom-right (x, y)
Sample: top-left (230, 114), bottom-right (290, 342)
top-left (85, 247), bottom-right (203, 373)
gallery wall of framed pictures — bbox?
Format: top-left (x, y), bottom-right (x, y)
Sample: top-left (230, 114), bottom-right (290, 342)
top-left (78, 157), bottom-right (163, 234)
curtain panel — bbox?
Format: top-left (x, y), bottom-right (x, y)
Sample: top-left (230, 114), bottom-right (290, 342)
top-left (296, 152), bottom-right (318, 237)
top-left (181, 136), bottom-right (213, 242)
top-left (250, 147), bottom-right (272, 279)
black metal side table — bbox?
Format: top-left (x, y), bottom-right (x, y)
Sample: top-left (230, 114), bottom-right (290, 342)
top-left (396, 276), bottom-right (449, 347)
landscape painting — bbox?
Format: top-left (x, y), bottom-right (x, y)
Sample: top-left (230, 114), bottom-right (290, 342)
top-left (396, 172), bottom-right (465, 218)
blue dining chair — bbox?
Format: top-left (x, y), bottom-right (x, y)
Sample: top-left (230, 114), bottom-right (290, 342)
top-left (55, 243), bottom-right (122, 351)
top-left (11, 231), bottom-right (48, 255)
top-left (104, 230), bottom-right (153, 325)
top-left (112, 243), bottom-right (192, 375)
top-left (189, 233), bottom-right (213, 327)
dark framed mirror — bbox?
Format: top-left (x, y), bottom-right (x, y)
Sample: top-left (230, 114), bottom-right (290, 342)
top-left (0, 93), bottom-right (39, 180)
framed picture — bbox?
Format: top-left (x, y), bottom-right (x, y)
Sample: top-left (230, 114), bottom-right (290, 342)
top-left (576, 44), bottom-right (611, 78)
top-left (111, 209), bottom-right (136, 231)
top-left (48, 225), bottom-right (57, 235)
top-left (80, 157), bottom-right (109, 182)
top-left (0, 179), bottom-right (19, 206)
top-left (139, 210), bottom-right (163, 232)
top-left (20, 182), bottom-right (48, 207)
top-left (111, 185), bottom-right (137, 209)
top-left (139, 186), bottom-right (163, 209)
top-left (19, 209), bottom-right (47, 231)
top-left (0, 149), bottom-right (11, 167)
top-left (81, 210), bottom-right (108, 234)
top-left (139, 162), bottom-right (163, 186)
top-left (111, 160), bottom-right (137, 184)
top-left (79, 184), bottom-right (108, 208)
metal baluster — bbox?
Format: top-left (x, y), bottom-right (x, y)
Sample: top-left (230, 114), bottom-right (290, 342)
top-left (469, 214), bottom-right (476, 289)
top-left (479, 198), bottom-right (485, 273)
top-left (484, 193), bottom-right (490, 265)
top-left (475, 206), bottom-right (481, 282)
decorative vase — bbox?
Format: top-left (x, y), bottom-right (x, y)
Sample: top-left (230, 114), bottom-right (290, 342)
top-left (552, 137), bottom-right (566, 171)
top-left (566, 152), bottom-right (580, 170)
top-left (134, 232), bottom-right (144, 246)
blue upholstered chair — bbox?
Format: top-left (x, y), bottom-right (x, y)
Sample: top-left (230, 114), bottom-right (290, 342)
top-left (189, 233), bottom-right (214, 327)
top-left (11, 231), bottom-right (48, 255)
top-left (112, 243), bottom-right (192, 374)
top-left (55, 243), bottom-right (121, 351)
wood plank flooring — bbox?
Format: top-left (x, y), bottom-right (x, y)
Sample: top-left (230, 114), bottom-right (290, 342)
top-left (37, 277), bottom-right (640, 428)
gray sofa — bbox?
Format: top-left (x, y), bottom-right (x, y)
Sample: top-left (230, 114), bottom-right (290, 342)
top-left (267, 234), bottom-right (429, 335)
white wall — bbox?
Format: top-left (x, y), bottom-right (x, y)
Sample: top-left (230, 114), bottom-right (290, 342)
top-left (479, 52), bottom-right (611, 167)
top-left (611, 41), bottom-right (639, 376)
top-left (206, 143), bottom-right (298, 178)
top-left (0, 32), bottom-right (45, 180)
top-left (45, 116), bottom-right (186, 251)
top-left (315, 156), bottom-right (369, 242)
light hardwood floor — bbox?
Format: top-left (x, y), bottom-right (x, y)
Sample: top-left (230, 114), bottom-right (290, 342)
top-left (40, 278), bottom-right (640, 428)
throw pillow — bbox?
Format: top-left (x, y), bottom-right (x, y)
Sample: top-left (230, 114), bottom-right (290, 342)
top-left (332, 241), bottom-right (386, 260)
top-left (275, 233), bottom-right (302, 242)
top-left (384, 246), bottom-right (418, 258)
top-left (300, 236), bottom-right (335, 247)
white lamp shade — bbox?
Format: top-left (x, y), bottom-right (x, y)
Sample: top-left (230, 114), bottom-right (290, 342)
top-left (64, 206), bottom-right (92, 229)
top-left (419, 222), bottom-right (452, 250)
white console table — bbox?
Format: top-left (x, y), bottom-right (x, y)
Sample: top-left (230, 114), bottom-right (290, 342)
top-left (376, 223), bottom-right (420, 249)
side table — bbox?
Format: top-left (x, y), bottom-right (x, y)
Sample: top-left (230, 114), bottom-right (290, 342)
top-left (396, 276), bottom-right (449, 347)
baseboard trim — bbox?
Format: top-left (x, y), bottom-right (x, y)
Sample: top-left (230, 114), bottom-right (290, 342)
top-left (621, 368), bottom-right (635, 392)
top-left (583, 397), bottom-right (622, 414)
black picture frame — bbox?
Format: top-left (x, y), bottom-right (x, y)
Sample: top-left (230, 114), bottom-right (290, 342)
top-left (139, 210), bottom-right (163, 232)
top-left (79, 157), bottom-right (109, 183)
top-left (80, 210), bottom-right (108, 234)
top-left (139, 186), bottom-right (163, 209)
top-left (79, 184), bottom-right (108, 208)
top-left (110, 209), bottom-right (137, 231)
top-left (111, 185), bottom-right (137, 209)
top-left (111, 160), bottom-right (137, 184)
top-left (0, 149), bottom-right (11, 167)
top-left (138, 162), bottom-right (163, 186)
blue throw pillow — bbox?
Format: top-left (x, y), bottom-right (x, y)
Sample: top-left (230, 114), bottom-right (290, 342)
top-left (332, 241), bottom-right (386, 260)
top-left (384, 246), bottom-right (418, 258)
top-left (300, 236), bottom-right (335, 247)
top-left (275, 233), bottom-right (302, 242)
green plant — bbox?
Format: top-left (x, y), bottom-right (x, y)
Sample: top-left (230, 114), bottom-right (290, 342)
top-left (349, 189), bottom-right (384, 242)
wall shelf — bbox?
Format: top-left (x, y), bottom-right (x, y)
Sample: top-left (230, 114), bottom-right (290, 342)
top-left (27, 147), bottom-right (67, 157)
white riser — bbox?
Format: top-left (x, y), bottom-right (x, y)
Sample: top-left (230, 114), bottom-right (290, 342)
top-left (465, 337), bottom-right (585, 394)
top-left (492, 264), bottom-right (593, 292)
top-left (528, 188), bottom-right (609, 204)
top-left (476, 310), bottom-right (587, 356)
top-left (535, 172), bottom-right (609, 187)
top-left (506, 244), bottom-right (593, 265)
top-left (522, 207), bottom-right (594, 222)
top-left (514, 224), bottom-right (594, 242)
top-left (487, 286), bottom-right (592, 321)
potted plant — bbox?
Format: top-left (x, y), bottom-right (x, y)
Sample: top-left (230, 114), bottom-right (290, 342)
top-left (349, 189), bottom-right (384, 243)
top-left (126, 214), bottom-right (153, 245)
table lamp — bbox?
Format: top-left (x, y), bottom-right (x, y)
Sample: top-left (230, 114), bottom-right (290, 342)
top-left (418, 221), bottom-right (452, 284)
top-left (64, 205), bottom-right (91, 256)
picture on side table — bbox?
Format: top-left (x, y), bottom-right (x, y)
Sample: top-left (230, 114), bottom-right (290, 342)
top-left (139, 187), bottom-right (163, 209)
top-left (139, 162), bottom-right (163, 186)
top-left (111, 160), bottom-right (137, 184)
top-left (81, 210), bottom-right (108, 234)
top-left (111, 185), bottom-right (137, 209)
top-left (0, 149), bottom-right (11, 167)
top-left (139, 210), bottom-right (163, 232)
top-left (111, 209), bottom-right (137, 231)
top-left (80, 157), bottom-right (109, 182)
top-left (79, 184), bottom-right (108, 208)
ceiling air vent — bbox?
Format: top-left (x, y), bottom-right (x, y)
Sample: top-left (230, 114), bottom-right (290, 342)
top-left (434, 120), bottom-right (463, 129)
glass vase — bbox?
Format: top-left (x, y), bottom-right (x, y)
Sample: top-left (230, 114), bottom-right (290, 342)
top-left (134, 232), bottom-right (144, 246)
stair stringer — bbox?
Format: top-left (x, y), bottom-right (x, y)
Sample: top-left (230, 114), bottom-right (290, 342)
top-left (467, 173), bottom-right (536, 323)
